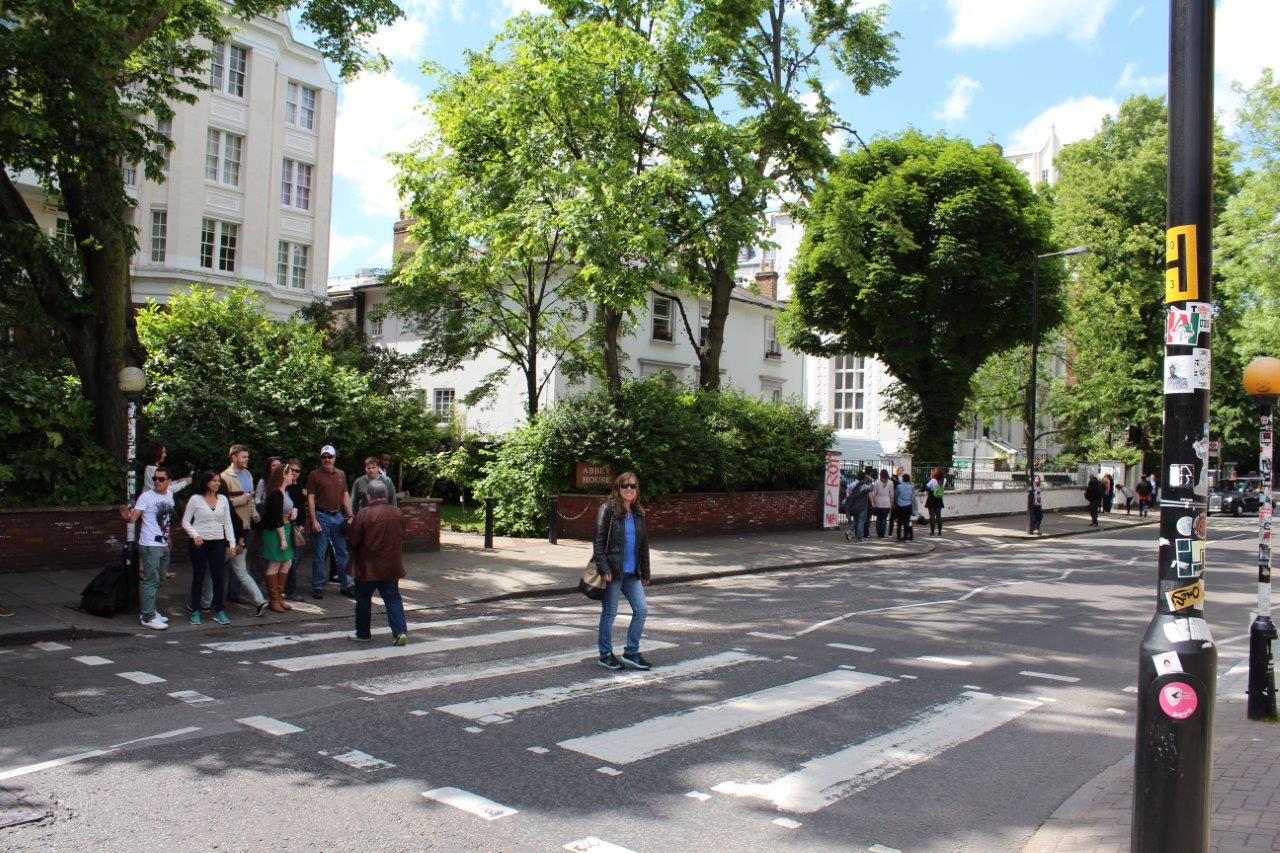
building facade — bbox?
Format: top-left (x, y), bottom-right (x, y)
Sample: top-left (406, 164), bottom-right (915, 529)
top-left (11, 12), bottom-right (336, 318)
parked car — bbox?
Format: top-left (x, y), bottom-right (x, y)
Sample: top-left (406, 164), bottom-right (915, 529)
top-left (1207, 477), bottom-right (1264, 516)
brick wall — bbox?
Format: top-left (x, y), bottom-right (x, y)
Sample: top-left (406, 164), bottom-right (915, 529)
top-left (0, 498), bottom-right (441, 574)
top-left (554, 491), bottom-right (821, 539)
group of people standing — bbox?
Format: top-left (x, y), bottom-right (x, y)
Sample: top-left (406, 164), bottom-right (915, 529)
top-left (840, 466), bottom-right (947, 543)
top-left (120, 443), bottom-right (411, 644)
top-left (1082, 472), bottom-right (1159, 526)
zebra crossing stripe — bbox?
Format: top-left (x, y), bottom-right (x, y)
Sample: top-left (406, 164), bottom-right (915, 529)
top-left (712, 691), bottom-right (1041, 813)
top-left (436, 651), bottom-right (763, 721)
top-left (201, 616), bottom-right (500, 652)
top-left (237, 716), bottom-right (304, 736)
top-left (263, 626), bottom-right (585, 672)
top-left (557, 669), bottom-right (894, 765)
top-left (346, 640), bottom-right (678, 696)
top-left (564, 838), bottom-right (636, 852)
top-left (421, 787), bottom-right (517, 820)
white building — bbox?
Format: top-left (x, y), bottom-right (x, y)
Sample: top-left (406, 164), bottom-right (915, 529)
top-left (1003, 125), bottom-right (1063, 188)
top-left (11, 12), bottom-right (336, 318)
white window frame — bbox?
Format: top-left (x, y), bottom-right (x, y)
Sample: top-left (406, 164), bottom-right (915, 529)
top-left (831, 355), bottom-right (866, 431)
top-left (53, 218), bottom-right (75, 251)
top-left (276, 240), bottom-right (309, 289)
top-left (765, 317), bottom-right (781, 357)
top-left (651, 295), bottom-right (674, 342)
top-left (285, 82), bottom-right (317, 130)
top-left (155, 117), bottom-right (173, 173)
top-left (210, 43), bottom-right (247, 98)
top-left (205, 128), bottom-right (242, 188)
top-left (368, 314), bottom-right (383, 337)
top-left (433, 388), bottom-right (456, 416)
top-left (281, 159), bottom-right (313, 211)
top-left (149, 209), bottom-right (167, 263)
top-left (121, 158), bottom-right (137, 186)
top-left (200, 218), bottom-right (239, 272)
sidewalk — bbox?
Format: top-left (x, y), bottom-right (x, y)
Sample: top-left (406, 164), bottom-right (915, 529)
top-left (0, 508), bottom-right (1145, 645)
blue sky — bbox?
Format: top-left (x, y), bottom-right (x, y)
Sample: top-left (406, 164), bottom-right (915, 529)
top-left (316, 0), bottom-right (1280, 278)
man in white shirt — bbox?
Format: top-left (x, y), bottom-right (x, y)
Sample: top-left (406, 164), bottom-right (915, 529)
top-left (119, 466), bottom-right (177, 630)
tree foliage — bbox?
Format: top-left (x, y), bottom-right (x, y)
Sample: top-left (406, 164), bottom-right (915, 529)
top-left (779, 130), bottom-right (1057, 466)
top-left (0, 0), bottom-right (402, 463)
top-left (136, 287), bottom-right (441, 476)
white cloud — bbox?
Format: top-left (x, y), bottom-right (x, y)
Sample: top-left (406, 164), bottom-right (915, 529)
top-left (329, 232), bottom-right (378, 269)
top-left (1116, 62), bottom-right (1165, 93)
top-left (943, 0), bottom-right (1116, 48)
top-left (334, 71), bottom-right (432, 216)
top-left (1009, 95), bottom-right (1120, 151)
top-left (933, 74), bottom-right (981, 122)
top-left (1215, 0), bottom-right (1280, 129)
top-left (501, 0), bottom-right (548, 14)
top-left (367, 0), bottom-right (441, 61)
top-left (1128, 5), bottom-right (1145, 24)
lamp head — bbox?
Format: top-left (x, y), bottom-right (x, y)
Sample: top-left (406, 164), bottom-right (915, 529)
top-left (118, 365), bottom-right (146, 395)
top-left (1243, 356), bottom-right (1280, 405)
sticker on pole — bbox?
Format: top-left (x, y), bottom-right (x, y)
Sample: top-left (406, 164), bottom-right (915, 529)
top-left (1173, 539), bottom-right (1206, 578)
top-left (1158, 681), bottom-right (1199, 720)
top-left (1152, 651), bottom-right (1183, 674)
top-left (1165, 224), bottom-right (1199, 303)
top-left (1165, 303), bottom-right (1210, 344)
top-left (1165, 579), bottom-right (1204, 611)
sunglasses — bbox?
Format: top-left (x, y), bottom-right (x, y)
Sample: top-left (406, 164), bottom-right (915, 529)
top-left (289, 468), bottom-right (301, 474)
top-left (153, 476), bottom-right (169, 482)
top-left (620, 483), bottom-right (638, 490)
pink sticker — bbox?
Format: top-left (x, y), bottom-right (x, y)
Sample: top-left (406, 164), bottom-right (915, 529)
top-left (1159, 681), bottom-right (1199, 720)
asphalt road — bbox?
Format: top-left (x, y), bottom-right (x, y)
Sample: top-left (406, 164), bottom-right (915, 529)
top-left (0, 516), bottom-right (1266, 852)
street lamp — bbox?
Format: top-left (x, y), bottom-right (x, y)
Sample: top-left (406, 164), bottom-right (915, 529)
top-left (1243, 356), bottom-right (1279, 721)
top-left (1026, 245), bottom-right (1090, 534)
top-left (119, 365), bottom-right (146, 611)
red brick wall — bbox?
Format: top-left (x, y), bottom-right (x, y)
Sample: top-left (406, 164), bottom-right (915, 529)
top-left (555, 491), bottom-right (821, 539)
top-left (0, 499), bottom-right (441, 574)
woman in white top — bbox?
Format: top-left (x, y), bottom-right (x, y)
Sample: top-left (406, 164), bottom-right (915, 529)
top-left (871, 469), bottom-right (895, 539)
top-left (182, 470), bottom-right (236, 626)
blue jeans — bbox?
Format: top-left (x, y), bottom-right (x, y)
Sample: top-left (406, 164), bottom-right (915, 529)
top-left (873, 508), bottom-right (890, 538)
top-left (846, 508), bottom-right (868, 541)
top-left (311, 511), bottom-right (350, 591)
top-left (354, 579), bottom-right (408, 640)
top-left (598, 574), bottom-right (648, 658)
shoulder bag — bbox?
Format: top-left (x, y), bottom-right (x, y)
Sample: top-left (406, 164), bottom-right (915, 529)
top-left (578, 507), bottom-right (612, 600)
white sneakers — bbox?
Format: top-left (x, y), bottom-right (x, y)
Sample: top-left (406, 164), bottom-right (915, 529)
top-left (140, 613), bottom-right (169, 630)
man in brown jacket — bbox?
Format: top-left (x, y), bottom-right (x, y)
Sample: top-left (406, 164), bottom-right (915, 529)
top-left (346, 480), bottom-right (409, 645)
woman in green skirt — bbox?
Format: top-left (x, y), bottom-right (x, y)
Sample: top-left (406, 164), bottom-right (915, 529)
top-left (261, 463), bottom-right (298, 612)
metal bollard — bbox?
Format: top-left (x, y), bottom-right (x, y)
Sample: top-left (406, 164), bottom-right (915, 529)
top-left (483, 497), bottom-right (495, 550)
top-left (548, 497), bottom-right (559, 544)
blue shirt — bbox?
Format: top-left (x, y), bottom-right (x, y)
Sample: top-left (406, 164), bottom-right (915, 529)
top-left (235, 468), bottom-right (253, 496)
top-left (895, 482), bottom-right (914, 507)
top-left (622, 511), bottom-right (637, 575)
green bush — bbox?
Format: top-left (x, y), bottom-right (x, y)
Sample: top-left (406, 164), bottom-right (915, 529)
top-left (478, 380), bottom-right (834, 535)
top-left (0, 353), bottom-right (121, 507)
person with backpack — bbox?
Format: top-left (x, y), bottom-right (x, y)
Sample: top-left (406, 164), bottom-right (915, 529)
top-left (118, 464), bottom-right (178, 630)
top-left (871, 469), bottom-right (894, 538)
top-left (842, 469), bottom-right (873, 542)
top-left (924, 467), bottom-right (946, 535)
top-left (1084, 474), bottom-right (1105, 526)
top-left (894, 472), bottom-right (916, 542)
top-left (1135, 476), bottom-right (1152, 517)
top-left (182, 470), bottom-right (237, 626)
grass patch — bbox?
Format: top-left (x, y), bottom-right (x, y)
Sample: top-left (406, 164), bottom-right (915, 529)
top-left (440, 502), bottom-right (486, 533)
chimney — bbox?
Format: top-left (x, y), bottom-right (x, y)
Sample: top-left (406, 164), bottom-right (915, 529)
top-left (755, 269), bottom-right (779, 301)
top-left (392, 216), bottom-right (417, 260)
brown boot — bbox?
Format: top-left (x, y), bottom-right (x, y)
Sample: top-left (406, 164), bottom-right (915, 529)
top-left (267, 575), bottom-right (286, 613)
top-left (277, 573), bottom-right (292, 610)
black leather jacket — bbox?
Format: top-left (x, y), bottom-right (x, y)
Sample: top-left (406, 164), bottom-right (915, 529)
top-left (592, 501), bottom-right (650, 582)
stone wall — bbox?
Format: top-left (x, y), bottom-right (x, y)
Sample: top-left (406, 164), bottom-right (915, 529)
top-left (554, 491), bottom-right (821, 539)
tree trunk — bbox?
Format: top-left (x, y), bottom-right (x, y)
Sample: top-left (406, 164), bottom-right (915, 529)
top-left (698, 260), bottom-right (734, 392)
top-left (601, 304), bottom-right (623, 393)
top-left (525, 317), bottom-right (540, 421)
top-left (910, 399), bottom-right (961, 470)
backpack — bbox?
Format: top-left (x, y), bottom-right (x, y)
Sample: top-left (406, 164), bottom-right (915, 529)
top-left (79, 564), bottom-right (130, 618)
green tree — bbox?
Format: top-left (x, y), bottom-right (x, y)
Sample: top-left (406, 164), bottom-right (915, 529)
top-left (136, 287), bottom-right (440, 474)
top-left (779, 131), bottom-right (1058, 466)
top-left (1050, 95), bottom-right (1240, 459)
top-left (0, 0), bottom-right (402, 463)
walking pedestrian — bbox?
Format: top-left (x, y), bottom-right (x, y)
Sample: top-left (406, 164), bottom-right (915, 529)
top-left (307, 444), bottom-right (355, 599)
top-left (871, 469), bottom-right (894, 538)
top-left (351, 457), bottom-right (398, 514)
top-left (1101, 473), bottom-right (1115, 514)
top-left (282, 458), bottom-right (308, 602)
top-left (1029, 474), bottom-right (1045, 535)
top-left (1148, 474), bottom-right (1160, 508)
top-left (220, 445), bottom-right (266, 609)
top-left (261, 462), bottom-right (297, 613)
top-left (1084, 474), bottom-right (1105, 526)
top-left (347, 480), bottom-right (409, 645)
top-left (842, 469), bottom-right (872, 542)
top-left (1117, 482), bottom-right (1134, 515)
top-left (894, 473), bottom-right (915, 542)
top-left (1136, 476), bottom-right (1152, 517)
top-left (925, 467), bottom-right (946, 535)
top-left (119, 464), bottom-right (177, 630)
top-left (593, 472), bottom-right (652, 672)
top-left (182, 470), bottom-right (235, 626)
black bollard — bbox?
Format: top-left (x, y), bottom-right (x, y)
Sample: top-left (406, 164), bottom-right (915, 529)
top-left (483, 497), bottom-right (495, 550)
top-left (548, 497), bottom-right (559, 544)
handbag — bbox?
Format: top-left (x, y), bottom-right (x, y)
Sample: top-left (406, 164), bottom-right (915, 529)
top-left (578, 507), bottom-right (612, 600)
top-left (292, 524), bottom-right (306, 547)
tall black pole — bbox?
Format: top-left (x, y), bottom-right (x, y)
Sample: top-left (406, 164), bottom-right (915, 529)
top-left (1026, 257), bottom-right (1040, 534)
top-left (1246, 395), bottom-right (1277, 720)
top-left (1132, 2), bottom-right (1217, 850)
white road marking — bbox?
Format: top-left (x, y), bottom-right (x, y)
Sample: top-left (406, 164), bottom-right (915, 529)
top-left (773, 818), bottom-right (802, 829)
top-left (346, 640), bottom-right (677, 696)
top-left (1019, 670), bottom-right (1080, 683)
top-left (898, 674), bottom-right (918, 680)
top-left (168, 690), bottom-right (216, 705)
top-left (685, 791), bottom-right (711, 801)
top-left (410, 710), bottom-right (429, 717)
top-left (117, 671), bottom-right (166, 685)
top-left (33, 642), bottom-right (70, 651)
top-left (264, 625), bottom-right (586, 672)
top-left (201, 617), bottom-right (499, 652)
top-left (596, 766), bottom-right (622, 776)
top-left (827, 643), bottom-right (875, 653)
top-left (236, 716), bottom-right (303, 736)
top-left (869, 845), bottom-right (902, 853)
top-left (73, 656), bottom-right (113, 666)
top-left (558, 670), bottom-right (894, 765)
top-left (916, 656), bottom-right (972, 667)
top-left (564, 838), bottom-right (636, 853)
top-left (1123, 685), bottom-right (1138, 693)
top-left (963, 685), bottom-right (982, 690)
top-left (320, 748), bottom-right (395, 771)
top-left (713, 691), bottom-right (1040, 813)
top-left (746, 631), bottom-right (792, 641)
top-left (1107, 708), bottom-right (1126, 715)
top-left (464, 726), bottom-right (484, 734)
top-left (437, 652), bottom-right (763, 721)
top-left (0, 727), bottom-right (201, 782)
top-left (527, 747), bottom-right (550, 755)
top-left (422, 787), bottom-right (518, 821)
